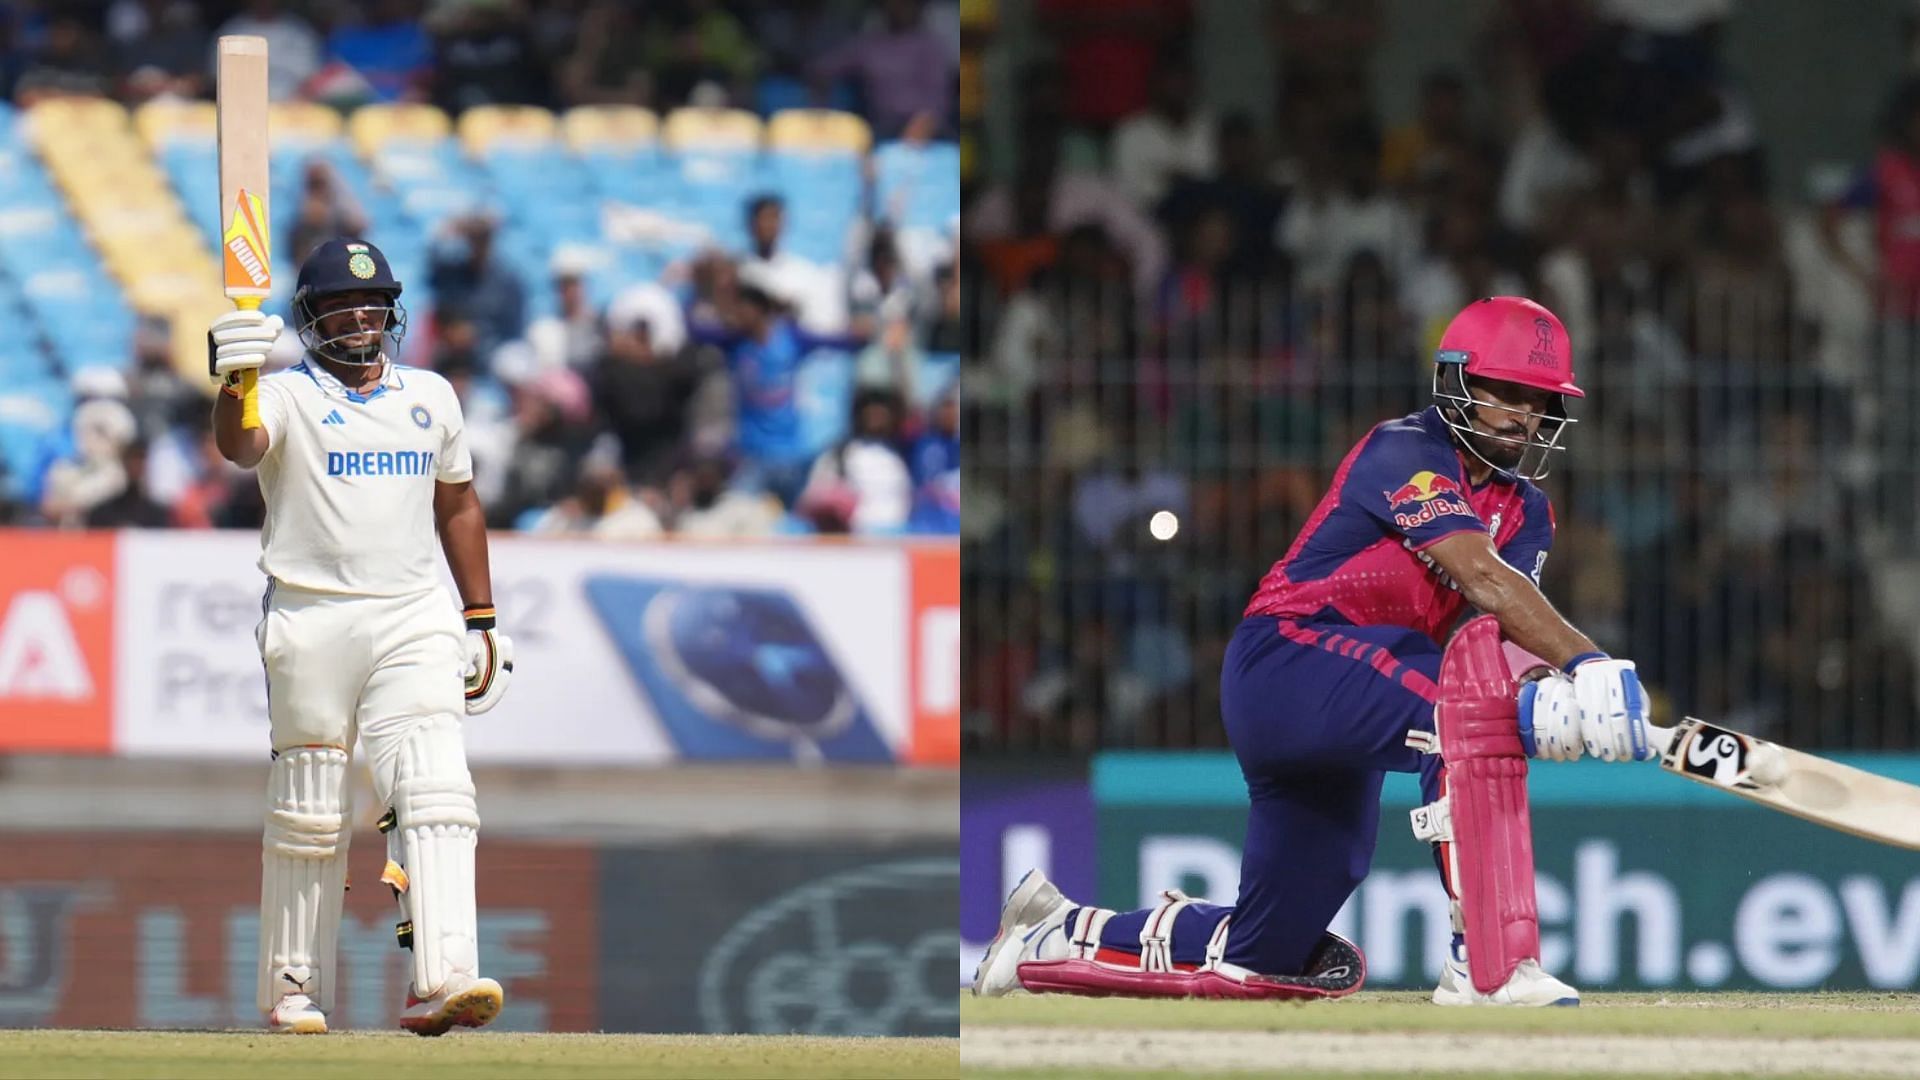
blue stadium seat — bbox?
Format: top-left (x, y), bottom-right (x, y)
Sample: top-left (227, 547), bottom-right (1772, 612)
top-left (0, 378), bottom-right (72, 495)
top-left (872, 141), bottom-right (961, 230)
top-left (919, 352), bottom-right (959, 408)
top-left (795, 348), bottom-right (855, 457)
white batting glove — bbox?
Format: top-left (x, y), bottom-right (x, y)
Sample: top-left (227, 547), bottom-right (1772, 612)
top-left (208, 308), bottom-right (283, 379)
top-left (1568, 655), bottom-right (1654, 762)
top-left (1517, 673), bottom-right (1583, 762)
top-left (462, 607), bottom-right (513, 715)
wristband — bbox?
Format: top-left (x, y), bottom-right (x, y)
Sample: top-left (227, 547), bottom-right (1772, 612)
top-left (463, 604), bottom-right (497, 631)
top-left (220, 371), bottom-right (246, 398)
top-left (1563, 651), bottom-right (1609, 676)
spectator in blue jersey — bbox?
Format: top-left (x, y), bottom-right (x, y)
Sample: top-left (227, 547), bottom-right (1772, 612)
top-left (327, 0), bottom-right (432, 103)
top-left (690, 282), bottom-right (863, 506)
top-left (909, 386), bottom-right (960, 533)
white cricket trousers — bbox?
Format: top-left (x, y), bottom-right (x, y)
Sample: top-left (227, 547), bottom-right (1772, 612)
top-left (256, 581), bottom-right (467, 786)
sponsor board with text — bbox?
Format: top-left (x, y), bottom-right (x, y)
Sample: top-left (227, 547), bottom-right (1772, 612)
top-left (598, 842), bottom-right (958, 1035)
top-left (0, 832), bottom-right (596, 1030)
top-left (65, 530), bottom-right (952, 763)
top-left (1096, 752), bottom-right (1920, 990)
top-left (0, 532), bottom-right (113, 751)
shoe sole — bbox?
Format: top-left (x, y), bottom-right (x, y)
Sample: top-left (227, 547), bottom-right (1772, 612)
top-left (402, 981), bottom-right (505, 1037)
top-left (269, 1015), bottom-right (328, 1035)
top-left (970, 870), bottom-right (1061, 998)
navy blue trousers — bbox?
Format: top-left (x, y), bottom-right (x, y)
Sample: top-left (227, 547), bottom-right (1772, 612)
top-left (1089, 615), bottom-right (1447, 975)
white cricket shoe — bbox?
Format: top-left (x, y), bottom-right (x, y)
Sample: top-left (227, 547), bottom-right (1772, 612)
top-left (266, 992), bottom-right (328, 1034)
top-left (971, 868), bottom-right (1074, 998)
top-left (399, 973), bottom-right (504, 1036)
top-left (1433, 954), bottom-right (1580, 1007)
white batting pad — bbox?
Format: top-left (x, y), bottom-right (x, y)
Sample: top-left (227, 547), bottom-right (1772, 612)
top-left (390, 716), bottom-right (481, 997)
top-left (258, 745), bottom-right (350, 1013)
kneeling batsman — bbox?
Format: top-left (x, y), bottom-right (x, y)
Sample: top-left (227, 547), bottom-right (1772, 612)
top-left (974, 618), bottom-right (1651, 1005)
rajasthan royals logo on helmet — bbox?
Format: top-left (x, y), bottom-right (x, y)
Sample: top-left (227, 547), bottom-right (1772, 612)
top-left (1528, 317), bottom-right (1556, 367)
top-left (410, 404), bottom-right (431, 429)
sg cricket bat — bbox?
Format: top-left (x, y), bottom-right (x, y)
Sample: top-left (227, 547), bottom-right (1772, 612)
top-left (217, 35), bottom-right (271, 430)
top-left (1650, 717), bottom-right (1920, 852)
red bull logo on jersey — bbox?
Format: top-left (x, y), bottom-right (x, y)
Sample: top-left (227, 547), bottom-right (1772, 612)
top-left (1384, 470), bottom-right (1475, 530)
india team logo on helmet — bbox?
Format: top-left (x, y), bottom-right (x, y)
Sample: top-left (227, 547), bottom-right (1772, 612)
top-left (293, 237), bottom-right (408, 367)
top-left (1431, 296), bottom-right (1580, 480)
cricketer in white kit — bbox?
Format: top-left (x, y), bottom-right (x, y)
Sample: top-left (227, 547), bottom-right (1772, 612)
top-left (210, 238), bottom-right (514, 1036)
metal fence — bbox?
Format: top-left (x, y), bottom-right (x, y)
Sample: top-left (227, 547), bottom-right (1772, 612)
top-left (961, 268), bottom-right (1920, 754)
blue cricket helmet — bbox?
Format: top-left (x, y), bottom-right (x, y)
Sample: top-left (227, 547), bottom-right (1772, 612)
top-left (293, 238), bottom-right (408, 366)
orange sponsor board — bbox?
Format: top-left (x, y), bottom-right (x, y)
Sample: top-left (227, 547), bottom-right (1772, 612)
top-left (0, 531), bottom-right (114, 751)
top-left (0, 831), bottom-right (598, 1031)
top-left (908, 544), bottom-right (959, 764)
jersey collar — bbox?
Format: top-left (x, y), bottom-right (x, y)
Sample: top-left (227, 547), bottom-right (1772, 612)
top-left (296, 356), bottom-right (407, 404)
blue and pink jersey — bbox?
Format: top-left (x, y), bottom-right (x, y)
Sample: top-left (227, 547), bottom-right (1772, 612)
top-left (1243, 407), bottom-right (1555, 640)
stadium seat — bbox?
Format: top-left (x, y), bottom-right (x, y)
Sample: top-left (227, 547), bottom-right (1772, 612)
top-left (269, 101), bottom-right (344, 147)
top-left (23, 97), bottom-right (129, 141)
top-left (662, 107), bottom-right (763, 153)
top-left (794, 348), bottom-right (856, 457)
top-left (767, 110), bottom-right (872, 155)
top-left (561, 105), bottom-right (659, 152)
top-left (459, 105), bottom-right (558, 156)
top-left (134, 100), bottom-right (217, 148)
top-left (919, 352), bottom-right (959, 408)
top-left (349, 103), bottom-right (453, 156)
top-left (0, 379), bottom-right (70, 495)
top-left (872, 141), bottom-right (961, 231)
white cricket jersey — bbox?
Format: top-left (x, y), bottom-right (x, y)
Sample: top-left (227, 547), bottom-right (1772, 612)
top-left (254, 359), bottom-right (472, 597)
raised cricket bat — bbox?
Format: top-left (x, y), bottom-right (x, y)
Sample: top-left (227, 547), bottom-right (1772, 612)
top-left (1650, 717), bottom-right (1920, 851)
top-left (217, 35), bottom-right (271, 430)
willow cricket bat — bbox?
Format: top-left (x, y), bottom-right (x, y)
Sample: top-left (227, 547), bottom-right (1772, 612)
top-left (217, 35), bottom-right (271, 429)
top-left (1651, 717), bottom-right (1920, 851)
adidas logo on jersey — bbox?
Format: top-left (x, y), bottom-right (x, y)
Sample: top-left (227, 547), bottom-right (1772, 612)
top-left (322, 410), bottom-right (346, 426)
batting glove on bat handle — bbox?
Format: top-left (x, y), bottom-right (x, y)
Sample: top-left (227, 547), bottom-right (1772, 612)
top-left (209, 308), bottom-right (282, 378)
top-left (462, 605), bottom-right (513, 715)
top-left (1569, 656), bottom-right (1656, 762)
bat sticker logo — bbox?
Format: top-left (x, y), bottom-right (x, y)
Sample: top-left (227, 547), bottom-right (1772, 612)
top-left (222, 189), bottom-right (270, 289)
top-left (1682, 726), bottom-right (1749, 786)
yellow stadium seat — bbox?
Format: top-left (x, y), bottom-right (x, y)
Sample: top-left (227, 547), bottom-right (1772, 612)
top-left (662, 107), bottom-right (762, 152)
top-left (135, 100), bottom-right (218, 147)
top-left (24, 97), bottom-right (129, 141)
top-left (767, 109), bottom-right (871, 154)
top-left (348, 103), bottom-right (452, 155)
top-left (459, 104), bottom-right (558, 155)
top-left (561, 105), bottom-right (658, 152)
top-left (270, 101), bottom-right (344, 146)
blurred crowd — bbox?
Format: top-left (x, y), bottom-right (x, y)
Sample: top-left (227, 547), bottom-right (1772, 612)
top-left (963, 0), bottom-right (1920, 754)
top-left (4, 0), bottom-right (960, 137)
top-left (4, 0), bottom-right (962, 539)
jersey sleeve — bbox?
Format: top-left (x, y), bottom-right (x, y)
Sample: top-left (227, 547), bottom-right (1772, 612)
top-left (436, 385), bottom-right (474, 483)
top-left (1498, 487), bottom-right (1556, 586)
top-left (1341, 428), bottom-right (1485, 549)
top-left (255, 377), bottom-right (290, 457)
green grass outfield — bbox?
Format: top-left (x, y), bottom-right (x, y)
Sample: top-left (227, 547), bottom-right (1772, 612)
top-left (961, 992), bottom-right (1920, 1079)
top-left (964, 990), bottom-right (1920, 1037)
top-left (0, 1030), bottom-right (961, 1080)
